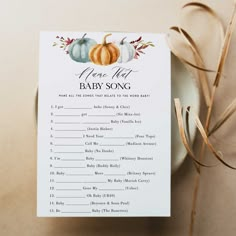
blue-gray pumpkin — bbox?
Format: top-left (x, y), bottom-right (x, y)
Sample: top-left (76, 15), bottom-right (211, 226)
top-left (68, 34), bottom-right (97, 63)
top-left (117, 37), bottom-right (135, 63)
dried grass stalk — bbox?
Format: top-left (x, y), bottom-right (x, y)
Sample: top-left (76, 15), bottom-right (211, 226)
top-left (170, 1), bottom-right (236, 236)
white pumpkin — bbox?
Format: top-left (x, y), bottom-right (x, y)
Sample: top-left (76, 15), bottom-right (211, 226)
top-left (117, 37), bottom-right (135, 63)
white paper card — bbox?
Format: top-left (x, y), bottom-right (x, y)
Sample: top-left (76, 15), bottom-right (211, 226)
top-left (37, 32), bottom-right (171, 217)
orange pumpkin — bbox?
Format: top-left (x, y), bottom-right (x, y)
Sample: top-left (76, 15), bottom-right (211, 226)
top-left (89, 34), bottom-right (120, 66)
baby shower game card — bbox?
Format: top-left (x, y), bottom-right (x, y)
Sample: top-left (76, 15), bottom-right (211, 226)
top-left (37, 32), bottom-right (170, 217)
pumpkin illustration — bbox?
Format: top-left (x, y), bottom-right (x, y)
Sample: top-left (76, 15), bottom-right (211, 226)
top-left (89, 34), bottom-right (120, 66)
top-left (117, 37), bottom-right (135, 63)
top-left (68, 33), bottom-right (97, 63)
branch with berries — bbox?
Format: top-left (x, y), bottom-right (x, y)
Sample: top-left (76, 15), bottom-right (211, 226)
top-left (130, 36), bottom-right (155, 59)
top-left (52, 36), bottom-right (75, 54)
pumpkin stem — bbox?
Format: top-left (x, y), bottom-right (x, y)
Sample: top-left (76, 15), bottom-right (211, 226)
top-left (120, 37), bottom-right (127, 45)
top-left (102, 33), bottom-right (112, 45)
top-left (79, 33), bottom-right (87, 43)
top-left (81, 33), bottom-right (87, 39)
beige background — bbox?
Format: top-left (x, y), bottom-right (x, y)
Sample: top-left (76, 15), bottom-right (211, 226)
top-left (1, 0), bottom-right (236, 235)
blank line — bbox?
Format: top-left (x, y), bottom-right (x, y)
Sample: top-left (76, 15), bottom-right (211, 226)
top-left (88, 115), bottom-right (116, 117)
top-left (99, 189), bottom-right (124, 191)
top-left (104, 173), bottom-right (126, 176)
top-left (56, 181), bottom-right (106, 184)
top-left (54, 144), bottom-right (84, 146)
top-left (56, 196), bottom-right (85, 198)
top-left (54, 137), bottom-right (83, 139)
top-left (96, 159), bottom-right (119, 161)
top-left (82, 122), bottom-right (110, 124)
top-left (66, 174), bottom-right (94, 176)
top-left (56, 189), bottom-right (82, 191)
top-left (54, 152), bottom-right (84, 153)
top-left (54, 130), bottom-right (86, 131)
top-left (55, 122), bottom-right (81, 124)
top-left (104, 137), bottom-right (134, 139)
top-left (62, 212), bottom-right (90, 214)
top-left (66, 204), bottom-right (90, 206)
top-left (64, 108), bottom-right (92, 110)
top-left (54, 115), bottom-right (81, 117)
top-left (61, 159), bottom-right (85, 161)
top-left (99, 144), bottom-right (125, 146)
top-left (54, 167), bottom-right (86, 169)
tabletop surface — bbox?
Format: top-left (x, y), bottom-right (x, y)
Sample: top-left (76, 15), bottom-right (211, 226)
top-left (1, 0), bottom-right (236, 235)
